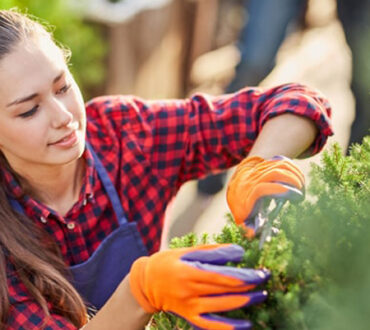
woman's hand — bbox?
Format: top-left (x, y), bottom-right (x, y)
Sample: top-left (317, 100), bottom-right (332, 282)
top-left (227, 156), bottom-right (305, 238)
top-left (129, 244), bottom-right (269, 330)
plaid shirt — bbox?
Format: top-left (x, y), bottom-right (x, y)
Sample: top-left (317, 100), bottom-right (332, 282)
top-left (3, 83), bottom-right (332, 329)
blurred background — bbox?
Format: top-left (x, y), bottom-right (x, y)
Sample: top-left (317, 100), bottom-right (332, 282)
top-left (2, 0), bottom-right (368, 246)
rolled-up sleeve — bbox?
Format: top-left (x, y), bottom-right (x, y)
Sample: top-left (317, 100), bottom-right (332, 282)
top-left (88, 83), bottom-right (333, 189)
top-left (256, 83), bottom-right (332, 156)
top-left (147, 83), bottom-right (332, 186)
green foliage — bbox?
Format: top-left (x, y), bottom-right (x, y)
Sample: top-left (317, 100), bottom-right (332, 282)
top-left (149, 137), bottom-right (370, 329)
top-left (0, 0), bottom-right (107, 99)
top-left (282, 137), bottom-right (370, 330)
top-left (149, 312), bottom-right (192, 330)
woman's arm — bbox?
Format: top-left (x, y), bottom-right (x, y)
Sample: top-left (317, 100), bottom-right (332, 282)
top-left (85, 244), bottom-right (270, 330)
top-left (87, 83), bottom-right (332, 191)
top-left (140, 83), bottom-right (332, 185)
top-left (83, 276), bottom-right (151, 330)
top-left (248, 113), bottom-right (318, 159)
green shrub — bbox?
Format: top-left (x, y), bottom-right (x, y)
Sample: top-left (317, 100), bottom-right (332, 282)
top-left (0, 0), bottom-right (107, 99)
top-left (149, 136), bottom-right (370, 330)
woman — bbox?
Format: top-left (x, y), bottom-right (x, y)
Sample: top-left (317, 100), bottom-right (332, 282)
top-left (0, 9), bottom-right (332, 330)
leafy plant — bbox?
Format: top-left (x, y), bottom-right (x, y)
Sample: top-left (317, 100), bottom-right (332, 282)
top-left (0, 0), bottom-right (107, 99)
top-left (148, 137), bottom-right (370, 329)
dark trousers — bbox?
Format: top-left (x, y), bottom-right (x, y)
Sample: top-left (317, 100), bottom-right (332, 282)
top-left (337, 0), bottom-right (370, 146)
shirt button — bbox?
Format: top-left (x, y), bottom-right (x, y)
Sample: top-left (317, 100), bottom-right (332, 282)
top-left (40, 216), bottom-right (47, 224)
top-left (67, 222), bottom-right (76, 230)
top-left (82, 199), bottom-right (87, 206)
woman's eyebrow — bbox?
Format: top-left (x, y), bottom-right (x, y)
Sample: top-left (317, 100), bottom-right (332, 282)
top-left (6, 93), bottom-right (38, 107)
top-left (6, 71), bottom-right (66, 107)
top-left (53, 71), bottom-right (65, 83)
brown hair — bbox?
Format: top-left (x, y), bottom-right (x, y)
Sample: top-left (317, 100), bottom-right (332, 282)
top-left (0, 9), bottom-right (86, 329)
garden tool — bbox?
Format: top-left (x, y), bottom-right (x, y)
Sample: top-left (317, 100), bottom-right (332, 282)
top-left (130, 244), bottom-right (270, 330)
top-left (255, 199), bottom-right (287, 249)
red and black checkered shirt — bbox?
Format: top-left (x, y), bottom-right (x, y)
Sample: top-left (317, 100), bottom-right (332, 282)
top-left (3, 83), bottom-right (333, 329)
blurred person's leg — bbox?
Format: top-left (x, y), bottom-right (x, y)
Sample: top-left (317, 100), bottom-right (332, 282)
top-left (226, 0), bottom-right (306, 92)
top-left (166, 185), bottom-right (216, 243)
top-left (197, 171), bottom-right (227, 196)
top-left (337, 0), bottom-right (370, 147)
top-left (168, 0), bottom-right (307, 243)
top-left (197, 0), bottom-right (306, 198)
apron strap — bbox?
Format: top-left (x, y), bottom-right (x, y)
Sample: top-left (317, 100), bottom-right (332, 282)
top-left (86, 142), bottom-right (128, 225)
top-left (8, 196), bottom-right (24, 214)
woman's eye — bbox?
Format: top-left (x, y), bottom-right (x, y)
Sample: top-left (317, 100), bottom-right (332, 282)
top-left (19, 105), bottom-right (39, 118)
top-left (56, 84), bottom-right (71, 95)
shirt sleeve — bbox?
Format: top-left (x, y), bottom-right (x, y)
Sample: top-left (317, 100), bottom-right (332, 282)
top-left (6, 265), bottom-right (78, 330)
top-left (87, 83), bottom-right (333, 190)
top-left (6, 301), bottom-right (77, 330)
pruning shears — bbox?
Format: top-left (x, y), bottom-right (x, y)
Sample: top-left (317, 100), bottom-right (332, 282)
top-left (253, 199), bottom-right (287, 249)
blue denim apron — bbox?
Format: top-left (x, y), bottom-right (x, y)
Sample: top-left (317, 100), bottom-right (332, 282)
top-left (8, 143), bottom-right (148, 310)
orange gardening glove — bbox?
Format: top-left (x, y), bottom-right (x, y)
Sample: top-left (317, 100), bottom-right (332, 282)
top-left (227, 155), bottom-right (305, 238)
top-left (129, 244), bottom-right (270, 330)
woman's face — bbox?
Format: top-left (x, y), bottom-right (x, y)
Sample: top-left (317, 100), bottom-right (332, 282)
top-left (0, 35), bottom-right (86, 172)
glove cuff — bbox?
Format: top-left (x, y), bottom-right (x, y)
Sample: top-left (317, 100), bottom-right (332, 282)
top-left (238, 155), bottom-right (265, 169)
top-left (129, 256), bottom-right (159, 314)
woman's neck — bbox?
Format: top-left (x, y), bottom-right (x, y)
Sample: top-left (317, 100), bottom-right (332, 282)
top-left (16, 158), bottom-right (85, 216)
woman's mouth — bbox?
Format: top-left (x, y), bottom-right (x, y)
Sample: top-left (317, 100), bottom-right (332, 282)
top-left (50, 131), bottom-right (78, 148)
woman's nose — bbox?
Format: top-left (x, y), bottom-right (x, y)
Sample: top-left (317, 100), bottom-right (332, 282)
top-left (49, 97), bottom-right (73, 128)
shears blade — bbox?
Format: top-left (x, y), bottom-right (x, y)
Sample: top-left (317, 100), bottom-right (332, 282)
top-left (257, 199), bottom-right (287, 249)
